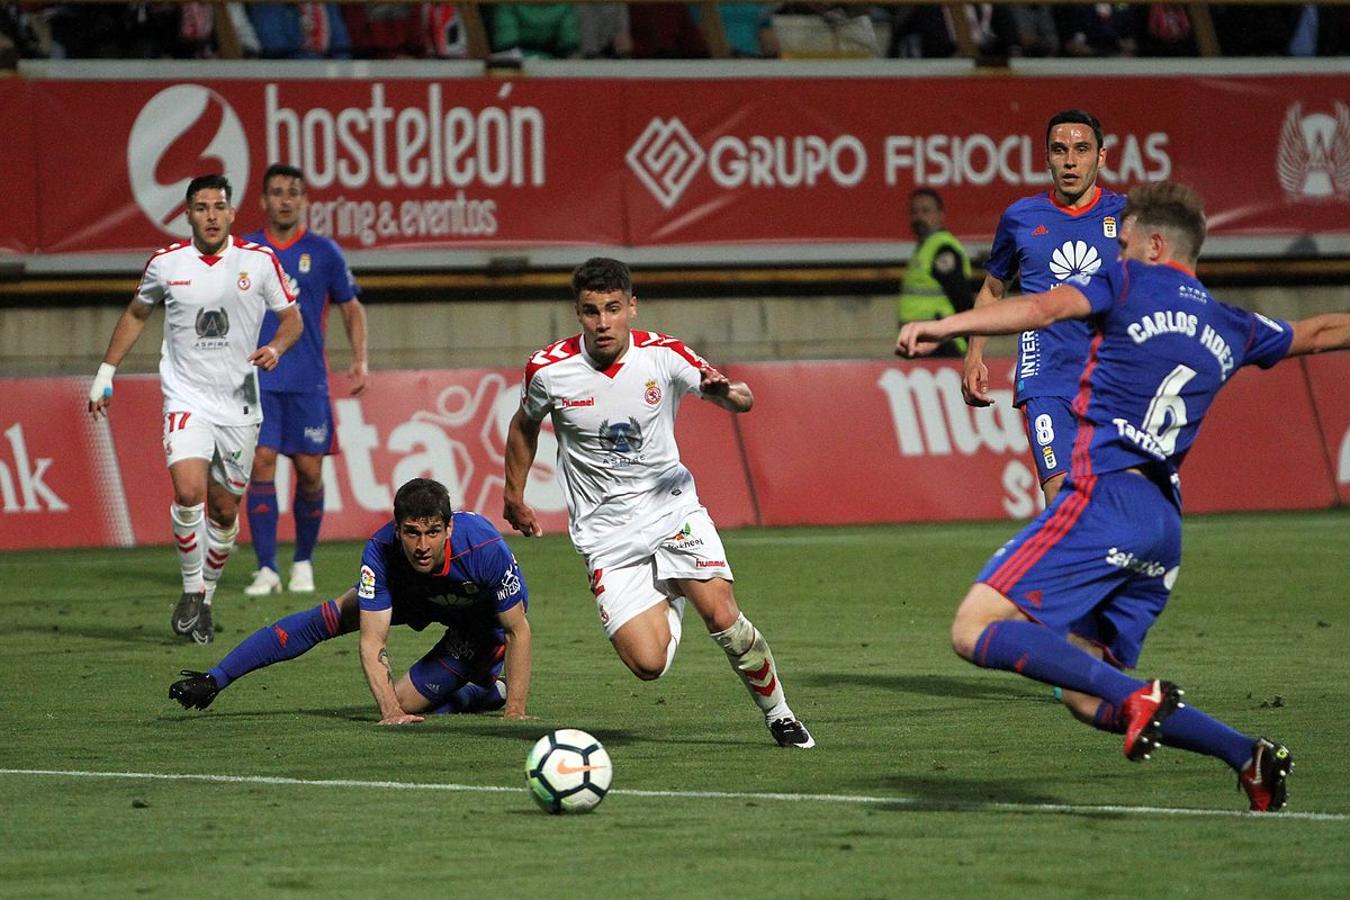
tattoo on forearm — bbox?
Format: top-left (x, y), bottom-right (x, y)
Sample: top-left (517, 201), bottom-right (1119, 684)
top-left (378, 648), bottom-right (393, 685)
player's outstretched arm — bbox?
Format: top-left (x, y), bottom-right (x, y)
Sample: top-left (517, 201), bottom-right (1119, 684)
top-left (358, 607), bottom-right (424, 725)
top-left (503, 406), bottom-right (544, 537)
top-left (88, 299), bottom-right (154, 418)
top-left (497, 603), bottom-right (534, 720)
top-left (339, 298), bottom-right (369, 396)
top-left (898, 286), bottom-right (1091, 359)
top-left (1287, 313), bottom-right (1350, 357)
top-left (960, 273), bottom-right (1007, 407)
top-left (700, 367), bottom-right (753, 413)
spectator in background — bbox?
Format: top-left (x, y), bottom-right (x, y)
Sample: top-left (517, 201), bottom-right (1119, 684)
top-left (490, 3), bottom-right (578, 59)
top-left (576, 3), bottom-right (631, 58)
top-left (628, 3), bottom-right (708, 58)
top-left (1006, 4), bottom-right (1059, 56)
top-left (1059, 3), bottom-right (1136, 57)
top-left (248, 3), bottom-right (351, 58)
top-left (343, 4), bottom-right (465, 59)
top-left (691, 3), bottom-right (780, 58)
top-left (1138, 4), bottom-right (1195, 57)
top-left (897, 188), bottom-right (972, 358)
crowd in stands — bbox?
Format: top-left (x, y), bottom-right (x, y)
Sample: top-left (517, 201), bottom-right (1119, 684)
top-left (2, 3), bottom-right (1348, 63)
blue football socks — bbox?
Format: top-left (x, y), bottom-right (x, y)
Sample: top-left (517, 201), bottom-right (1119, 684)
top-left (974, 620), bottom-right (1145, 705)
top-left (246, 480), bottom-right (279, 572)
top-left (293, 486), bottom-right (324, 564)
top-left (1157, 706), bottom-right (1255, 770)
top-left (208, 599), bottom-right (343, 689)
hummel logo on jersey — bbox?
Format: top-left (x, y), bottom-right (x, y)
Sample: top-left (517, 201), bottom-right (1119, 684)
top-left (562, 398), bottom-right (595, 408)
top-left (1032, 225), bottom-right (1049, 237)
top-left (169, 279), bottom-right (192, 286)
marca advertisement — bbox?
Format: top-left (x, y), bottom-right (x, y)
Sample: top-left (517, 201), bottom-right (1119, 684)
top-left (1, 356), bottom-right (1345, 550)
top-left (1, 73), bottom-right (1348, 256)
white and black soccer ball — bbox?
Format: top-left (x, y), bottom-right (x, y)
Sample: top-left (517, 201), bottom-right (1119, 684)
top-left (525, 728), bottom-right (612, 814)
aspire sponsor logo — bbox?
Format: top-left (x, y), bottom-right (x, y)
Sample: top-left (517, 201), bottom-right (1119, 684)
top-left (1277, 102), bottom-right (1350, 201)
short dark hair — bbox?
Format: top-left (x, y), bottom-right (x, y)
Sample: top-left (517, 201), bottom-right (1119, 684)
top-left (185, 174), bottom-right (232, 205)
top-left (393, 478), bottom-right (453, 525)
top-left (1123, 181), bottom-right (1207, 260)
top-left (262, 163), bottom-right (306, 194)
top-left (571, 257), bottom-right (632, 300)
top-left (1046, 109), bottom-right (1104, 152)
top-left (909, 188), bottom-right (943, 210)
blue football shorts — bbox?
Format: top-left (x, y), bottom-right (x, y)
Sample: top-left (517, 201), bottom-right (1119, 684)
top-left (407, 631), bottom-right (506, 704)
top-left (975, 470), bottom-right (1182, 668)
top-left (1020, 396), bottom-right (1078, 484)
top-left (258, 390), bottom-right (337, 456)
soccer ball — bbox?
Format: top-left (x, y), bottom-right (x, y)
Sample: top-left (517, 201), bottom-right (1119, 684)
top-left (525, 728), bottom-right (612, 814)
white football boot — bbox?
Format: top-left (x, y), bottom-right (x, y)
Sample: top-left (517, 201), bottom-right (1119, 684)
top-left (288, 560), bottom-right (316, 593)
top-left (243, 566), bottom-right (282, 596)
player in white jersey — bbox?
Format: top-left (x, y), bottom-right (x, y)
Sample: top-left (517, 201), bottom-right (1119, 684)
top-left (88, 174), bottom-right (302, 644)
top-left (504, 257), bottom-right (813, 748)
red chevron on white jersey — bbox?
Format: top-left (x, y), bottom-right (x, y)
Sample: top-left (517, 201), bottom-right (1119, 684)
top-left (633, 330), bottom-right (708, 370)
top-left (524, 336), bottom-right (583, 389)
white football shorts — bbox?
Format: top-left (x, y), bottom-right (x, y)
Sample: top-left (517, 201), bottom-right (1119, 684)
top-left (162, 408), bottom-right (260, 496)
top-left (587, 508), bottom-right (733, 638)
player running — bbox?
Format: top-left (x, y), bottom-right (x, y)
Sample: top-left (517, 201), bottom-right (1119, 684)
top-left (964, 109), bottom-right (1126, 507)
top-left (89, 174), bottom-right (301, 644)
top-left (170, 478), bottom-right (533, 723)
top-left (898, 181), bottom-right (1350, 811)
top-left (242, 163), bottom-right (368, 598)
top-left (503, 257), bottom-right (813, 748)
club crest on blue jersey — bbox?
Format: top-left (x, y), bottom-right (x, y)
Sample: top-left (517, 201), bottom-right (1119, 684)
top-left (299, 253), bottom-right (312, 274)
top-left (1104, 217), bottom-right (1117, 238)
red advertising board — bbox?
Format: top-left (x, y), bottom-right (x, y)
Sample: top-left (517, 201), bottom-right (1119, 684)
top-left (1, 72), bottom-right (1347, 256)
top-left (4, 358), bottom-right (1339, 551)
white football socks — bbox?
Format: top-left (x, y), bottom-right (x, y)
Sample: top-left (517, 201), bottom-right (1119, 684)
top-left (170, 502), bottom-right (205, 593)
top-left (202, 517), bottom-right (239, 608)
top-left (710, 613), bottom-right (791, 721)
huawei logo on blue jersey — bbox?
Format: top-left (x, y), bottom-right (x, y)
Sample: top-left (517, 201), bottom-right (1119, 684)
top-left (1050, 241), bottom-right (1103, 282)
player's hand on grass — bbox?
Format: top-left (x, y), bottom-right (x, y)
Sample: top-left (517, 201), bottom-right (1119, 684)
top-left (377, 712), bottom-right (425, 726)
top-left (503, 710), bottom-right (536, 721)
top-left (249, 344), bottom-right (282, 371)
top-left (504, 497), bottom-right (543, 538)
top-left (961, 357), bottom-right (994, 408)
top-left (348, 360), bottom-right (369, 396)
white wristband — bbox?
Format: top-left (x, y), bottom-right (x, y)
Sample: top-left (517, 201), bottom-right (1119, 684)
top-left (89, 362), bottom-right (116, 404)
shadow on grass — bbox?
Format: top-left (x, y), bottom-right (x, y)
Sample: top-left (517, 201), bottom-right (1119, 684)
top-left (859, 773), bottom-right (1129, 819)
top-left (11, 623), bottom-right (199, 646)
top-left (798, 671), bottom-right (1047, 702)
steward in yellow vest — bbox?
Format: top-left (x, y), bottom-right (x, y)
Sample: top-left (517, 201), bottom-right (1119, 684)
top-left (899, 190), bottom-right (973, 357)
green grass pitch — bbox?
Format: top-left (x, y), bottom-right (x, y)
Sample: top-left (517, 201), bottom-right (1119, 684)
top-left (2, 511), bottom-right (1348, 897)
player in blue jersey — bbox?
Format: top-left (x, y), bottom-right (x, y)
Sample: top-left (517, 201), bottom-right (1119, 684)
top-left (964, 109), bottom-right (1127, 507)
top-left (242, 164), bottom-right (369, 598)
top-left (899, 182), bottom-right (1350, 811)
top-left (170, 478), bottom-right (534, 724)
